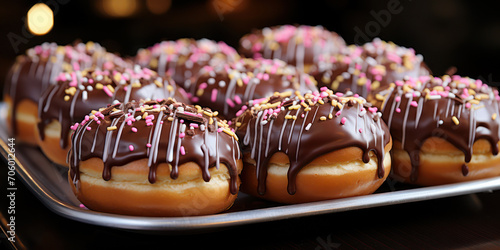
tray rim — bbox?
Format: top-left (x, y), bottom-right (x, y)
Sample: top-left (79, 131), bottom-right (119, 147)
top-left (1, 111), bottom-right (500, 232)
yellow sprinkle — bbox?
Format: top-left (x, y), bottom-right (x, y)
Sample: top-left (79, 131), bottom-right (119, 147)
top-left (213, 111), bottom-right (219, 117)
top-left (320, 116), bottom-right (327, 121)
top-left (357, 77), bottom-right (367, 86)
top-left (304, 107), bottom-right (311, 112)
top-left (65, 87), bottom-right (76, 95)
top-left (203, 111), bottom-right (213, 117)
top-left (285, 115), bottom-right (293, 120)
top-left (166, 85), bottom-right (174, 92)
top-left (167, 117), bottom-right (174, 121)
top-left (107, 85), bottom-right (115, 93)
top-left (237, 78), bottom-right (243, 87)
top-left (107, 126), bottom-right (117, 131)
top-left (493, 113), bottom-right (497, 120)
top-left (452, 116), bottom-right (459, 125)
top-left (209, 117), bottom-right (213, 124)
top-left (301, 102), bottom-right (309, 108)
top-left (142, 112), bottom-right (148, 119)
top-left (154, 80), bottom-right (163, 88)
top-left (236, 122), bottom-right (242, 127)
top-left (328, 113), bottom-right (333, 119)
top-left (371, 81), bottom-right (380, 90)
top-left (375, 94), bottom-right (385, 101)
top-left (95, 83), bottom-right (103, 90)
top-left (196, 88), bottom-right (204, 97)
top-left (64, 95), bottom-right (70, 101)
top-left (132, 82), bottom-right (142, 88)
top-left (331, 81), bottom-right (340, 90)
top-left (292, 115), bottom-right (297, 120)
top-left (318, 99), bottom-right (324, 105)
top-left (113, 73), bottom-right (122, 82)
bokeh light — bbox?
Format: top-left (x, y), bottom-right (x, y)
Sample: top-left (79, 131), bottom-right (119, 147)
top-left (27, 3), bottom-right (54, 35)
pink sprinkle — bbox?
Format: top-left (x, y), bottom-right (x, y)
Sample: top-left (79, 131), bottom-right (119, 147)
top-left (129, 145), bottom-right (135, 151)
top-left (217, 128), bottom-right (223, 133)
top-left (191, 97), bottom-right (199, 102)
top-left (226, 98), bottom-right (235, 107)
top-left (396, 108), bottom-right (401, 113)
top-left (131, 127), bottom-right (138, 132)
top-left (146, 143), bottom-right (152, 148)
top-left (335, 111), bottom-right (342, 117)
top-left (341, 117), bottom-right (347, 125)
top-left (465, 102), bottom-right (472, 109)
top-left (179, 132), bottom-right (185, 138)
top-left (234, 95), bottom-right (242, 105)
top-left (72, 62), bottom-right (80, 71)
top-left (70, 123), bottom-right (79, 131)
top-left (79, 204), bottom-right (87, 209)
top-left (211, 89), bottom-right (218, 102)
top-left (359, 128), bottom-right (363, 133)
top-left (180, 146), bottom-right (186, 155)
top-left (190, 123), bottom-right (199, 128)
top-left (86, 127), bottom-right (91, 131)
top-left (368, 107), bottom-right (378, 113)
top-left (410, 101), bottom-right (418, 107)
top-left (103, 86), bottom-right (113, 97)
top-left (199, 82), bottom-right (208, 89)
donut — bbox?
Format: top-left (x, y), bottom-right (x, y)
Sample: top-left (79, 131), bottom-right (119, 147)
top-left (37, 64), bottom-right (188, 166)
top-left (310, 39), bottom-right (429, 103)
top-left (185, 58), bottom-right (318, 119)
top-left (68, 99), bottom-right (243, 216)
top-left (135, 38), bottom-right (240, 90)
top-left (238, 24), bottom-right (346, 73)
top-left (379, 75), bottom-right (500, 186)
top-left (233, 89), bottom-right (392, 204)
top-left (4, 41), bottom-right (129, 145)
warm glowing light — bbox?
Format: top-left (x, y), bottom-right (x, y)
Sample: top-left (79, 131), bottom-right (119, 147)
top-left (102, 0), bottom-right (138, 18)
top-left (146, 0), bottom-right (171, 15)
top-left (27, 3), bottom-right (54, 35)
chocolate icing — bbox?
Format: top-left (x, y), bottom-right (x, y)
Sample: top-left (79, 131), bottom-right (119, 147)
top-left (233, 89), bottom-right (391, 195)
top-left (380, 75), bottom-right (500, 181)
top-left (186, 58), bottom-right (319, 119)
top-left (238, 25), bottom-right (346, 72)
top-left (135, 38), bottom-right (240, 90)
top-left (69, 99), bottom-right (241, 194)
top-left (310, 39), bottom-right (429, 99)
top-left (38, 64), bottom-right (188, 150)
top-left (4, 41), bottom-right (131, 136)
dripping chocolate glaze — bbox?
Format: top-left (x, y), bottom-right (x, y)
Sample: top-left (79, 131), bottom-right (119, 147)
top-left (69, 99), bottom-right (241, 194)
top-left (187, 58), bottom-right (319, 120)
top-left (233, 90), bottom-right (391, 195)
top-left (4, 41), bottom-right (131, 136)
top-left (37, 65), bottom-right (189, 150)
top-left (380, 75), bottom-right (500, 181)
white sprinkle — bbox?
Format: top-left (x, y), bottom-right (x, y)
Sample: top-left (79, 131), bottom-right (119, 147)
top-left (82, 91), bottom-right (88, 101)
top-left (208, 78), bottom-right (216, 84)
top-left (219, 80), bottom-right (226, 88)
top-left (96, 75), bottom-right (103, 81)
top-left (305, 123), bottom-right (312, 131)
top-left (87, 85), bottom-right (93, 91)
top-left (439, 120), bottom-right (444, 125)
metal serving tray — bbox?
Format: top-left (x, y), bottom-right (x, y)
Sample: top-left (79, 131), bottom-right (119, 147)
top-left (1, 104), bottom-right (500, 233)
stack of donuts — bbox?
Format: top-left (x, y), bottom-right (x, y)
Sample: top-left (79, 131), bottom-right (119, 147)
top-left (4, 24), bottom-right (500, 217)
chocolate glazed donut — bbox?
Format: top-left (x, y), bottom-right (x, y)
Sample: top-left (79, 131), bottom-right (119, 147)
top-left (135, 38), bottom-right (240, 90)
top-left (4, 41), bottom-right (129, 144)
top-left (186, 58), bottom-right (319, 120)
top-left (233, 89), bottom-right (392, 203)
top-left (37, 65), bottom-right (189, 166)
top-left (68, 99), bottom-right (242, 216)
top-left (238, 24), bottom-right (346, 73)
top-left (380, 75), bottom-right (500, 185)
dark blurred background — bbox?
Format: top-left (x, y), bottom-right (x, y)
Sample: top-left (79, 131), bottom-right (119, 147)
top-left (2, 0), bottom-right (500, 98)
